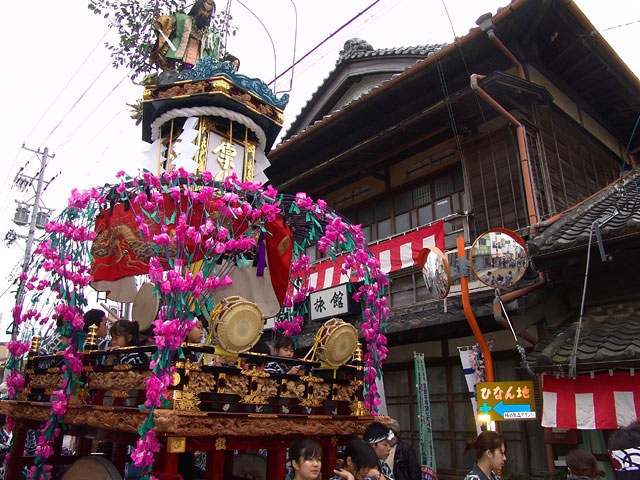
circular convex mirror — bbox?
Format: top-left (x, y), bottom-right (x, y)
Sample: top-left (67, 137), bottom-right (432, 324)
top-left (417, 246), bottom-right (451, 299)
top-left (470, 228), bottom-right (528, 289)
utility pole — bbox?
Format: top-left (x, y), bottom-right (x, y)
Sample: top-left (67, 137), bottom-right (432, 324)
top-left (11, 145), bottom-right (54, 340)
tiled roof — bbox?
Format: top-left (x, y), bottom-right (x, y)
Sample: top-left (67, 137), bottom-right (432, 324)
top-left (278, 39), bottom-right (445, 145)
top-left (527, 301), bottom-right (640, 368)
top-left (528, 167), bottom-right (640, 256)
top-left (336, 40), bottom-right (445, 65)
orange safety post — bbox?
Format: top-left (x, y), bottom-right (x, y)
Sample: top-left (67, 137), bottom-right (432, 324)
top-left (457, 235), bottom-right (495, 382)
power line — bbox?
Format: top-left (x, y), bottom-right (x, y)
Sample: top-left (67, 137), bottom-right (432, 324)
top-left (0, 28), bottom-right (113, 232)
top-left (267, 0), bottom-right (384, 87)
top-left (600, 19), bottom-right (640, 33)
top-left (42, 60), bottom-right (114, 147)
top-left (54, 69), bottom-right (133, 153)
top-left (56, 106), bottom-right (131, 177)
top-left (23, 27), bottom-right (112, 142)
top-left (24, 64), bottom-right (131, 206)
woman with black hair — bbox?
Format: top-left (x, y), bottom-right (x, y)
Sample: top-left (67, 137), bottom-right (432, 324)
top-left (331, 438), bottom-right (379, 480)
top-left (289, 437), bottom-right (323, 480)
top-left (463, 431), bottom-right (506, 480)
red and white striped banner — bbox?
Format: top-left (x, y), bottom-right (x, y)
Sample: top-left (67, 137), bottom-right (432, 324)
top-left (542, 372), bottom-right (640, 429)
top-left (308, 221), bottom-right (445, 291)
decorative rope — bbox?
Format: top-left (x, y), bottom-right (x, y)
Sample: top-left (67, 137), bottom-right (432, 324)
top-left (150, 106), bottom-right (267, 151)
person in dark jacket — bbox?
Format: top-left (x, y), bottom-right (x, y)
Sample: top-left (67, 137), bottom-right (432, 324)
top-left (389, 420), bottom-right (422, 480)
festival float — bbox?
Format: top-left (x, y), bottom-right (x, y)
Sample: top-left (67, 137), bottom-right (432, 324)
top-left (0, 2), bottom-right (391, 479)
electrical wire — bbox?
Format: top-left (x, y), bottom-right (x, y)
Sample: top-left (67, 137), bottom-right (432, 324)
top-left (53, 70), bottom-right (133, 154)
top-left (441, 0), bottom-right (528, 229)
top-left (234, 0), bottom-right (278, 83)
top-left (41, 60), bottom-right (114, 148)
top-left (269, 0), bottom-right (394, 100)
top-left (0, 149), bottom-right (47, 245)
top-left (434, 0), bottom-right (467, 178)
top-left (598, 19), bottom-right (640, 33)
top-left (281, 0), bottom-right (299, 95)
top-left (0, 29), bottom-right (112, 221)
top-left (33, 69), bottom-right (133, 206)
top-left (0, 41), bottom-right (132, 328)
top-left (268, 0), bottom-right (384, 87)
top-left (24, 27), bottom-right (112, 143)
top-left (620, 113), bottom-right (640, 178)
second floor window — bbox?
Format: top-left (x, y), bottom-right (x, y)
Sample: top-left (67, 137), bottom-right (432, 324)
top-left (345, 168), bottom-right (464, 243)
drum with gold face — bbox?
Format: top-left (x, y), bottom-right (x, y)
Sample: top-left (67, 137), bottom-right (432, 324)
top-left (208, 296), bottom-right (264, 354)
top-left (313, 318), bottom-right (359, 368)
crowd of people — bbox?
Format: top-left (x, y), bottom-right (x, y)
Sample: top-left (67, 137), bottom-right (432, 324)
top-left (461, 421), bottom-right (640, 480)
top-left (31, 304), bottom-right (336, 377)
top-left (289, 420), bottom-right (421, 480)
top-left (21, 310), bottom-right (640, 480)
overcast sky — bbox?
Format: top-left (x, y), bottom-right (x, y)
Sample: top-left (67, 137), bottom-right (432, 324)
top-left (0, 0), bottom-right (638, 338)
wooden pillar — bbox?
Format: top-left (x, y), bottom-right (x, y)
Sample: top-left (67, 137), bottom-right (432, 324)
top-left (324, 443), bottom-right (339, 480)
top-left (76, 437), bottom-right (93, 457)
top-left (266, 446), bottom-right (287, 480)
top-left (156, 447), bottom-right (180, 476)
top-left (224, 450), bottom-right (235, 479)
top-left (112, 442), bottom-right (130, 474)
top-left (5, 423), bottom-right (27, 480)
top-left (206, 448), bottom-right (227, 480)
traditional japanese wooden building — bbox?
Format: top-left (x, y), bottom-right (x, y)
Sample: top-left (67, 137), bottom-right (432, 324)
top-left (265, 0), bottom-right (640, 477)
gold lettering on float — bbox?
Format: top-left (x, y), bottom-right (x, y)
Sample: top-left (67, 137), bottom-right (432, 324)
top-left (244, 144), bottom-right (256, 182)
top-left (213, 139), bottom-right (237, 181)
top-left (197, 118), bottom-right (209, 174)
top-left (212, 121), bottom-right (236, 181)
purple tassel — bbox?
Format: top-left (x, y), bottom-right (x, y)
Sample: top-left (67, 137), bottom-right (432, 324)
top-left (257, 232), bottom-right (266, 276)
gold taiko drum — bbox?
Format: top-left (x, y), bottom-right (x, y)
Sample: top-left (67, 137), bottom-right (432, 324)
top-left (315, 318), bottom-right (358, 367)
top-left (210, 296), bottom-right (264, 354)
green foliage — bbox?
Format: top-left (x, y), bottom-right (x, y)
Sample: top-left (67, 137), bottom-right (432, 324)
top-left (87, 1), bottom-right (237, 82)
top-left (88, 0), bottom-right (176, 81)
top-left (127, 100), bottom-right (143, 126)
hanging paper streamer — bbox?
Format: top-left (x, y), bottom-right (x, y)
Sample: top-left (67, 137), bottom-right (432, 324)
top-left (414, 352), bottom-right (437, 480)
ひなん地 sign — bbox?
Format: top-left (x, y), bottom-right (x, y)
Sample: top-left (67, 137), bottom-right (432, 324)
top-left (476, 381), bottom-right (536, 421)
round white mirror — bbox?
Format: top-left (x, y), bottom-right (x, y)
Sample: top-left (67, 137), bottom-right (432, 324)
top-left (470, 228), bottom-right (528, 289)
